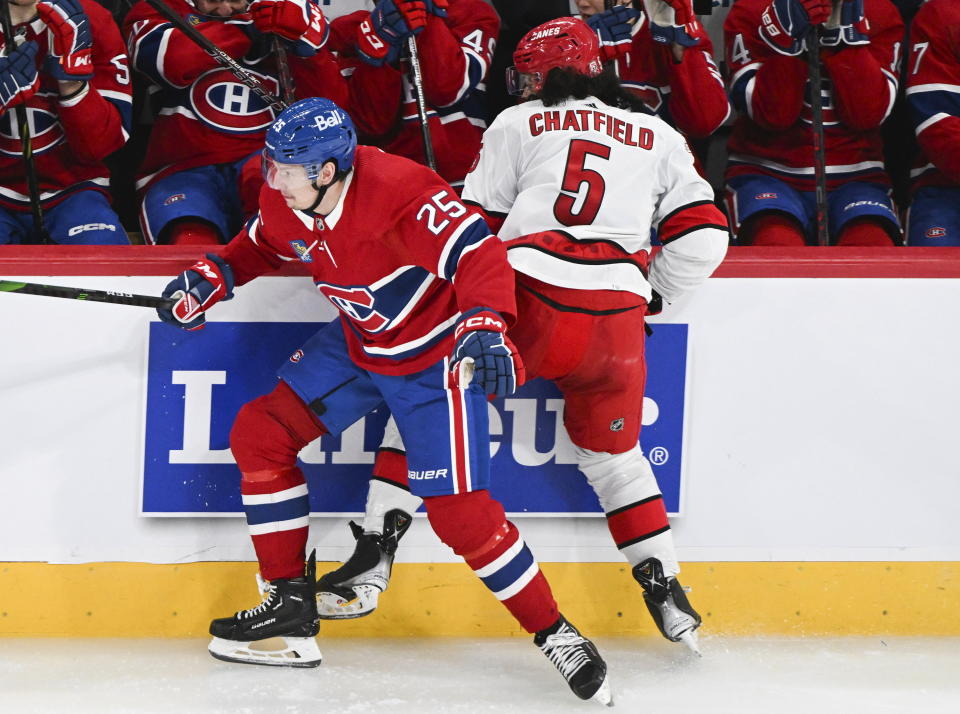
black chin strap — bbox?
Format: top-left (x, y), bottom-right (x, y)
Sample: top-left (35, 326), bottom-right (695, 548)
top-left (306, 170), bottom-right (349, 214)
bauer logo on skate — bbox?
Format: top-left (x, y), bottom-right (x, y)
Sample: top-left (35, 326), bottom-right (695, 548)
top-left (142, 322), bottom-right (689, 516)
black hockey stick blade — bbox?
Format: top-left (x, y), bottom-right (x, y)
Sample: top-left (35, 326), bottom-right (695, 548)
top-left (0, 280), bottom-right (173, 309)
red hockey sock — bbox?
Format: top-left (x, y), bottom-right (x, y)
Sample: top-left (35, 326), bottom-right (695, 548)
top-left (606, 494), bottom-right (670, 551)
top-left (739, 213), bottom-right (806, 246)
top-left (241, 467), bottom-right (310, 581)
top-left (373, 448), bottom-right (410, 489)
top-left (836, 217), bottom-right (897, 246)
top-left (425, 491), bottom-right (559, 633)
top-left (230, 381), bottom-right (326, 581)
top-left (164, 220), bottom-right (222, 246)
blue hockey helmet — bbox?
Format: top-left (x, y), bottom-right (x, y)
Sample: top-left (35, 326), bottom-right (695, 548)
top-left (262, 97), bottom-right (357, 191)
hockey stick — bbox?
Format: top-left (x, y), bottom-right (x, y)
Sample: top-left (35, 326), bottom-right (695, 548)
top-left (807, 26), bottom-right (829, 246)
top-left (144, 0), bottom-right (287, 114)
top-left (406, 36), bottom-right (437, 171)
top-left (272, 36), bottom-right (295, 105)
top-left (0, 0), bottom-right (51, 245)
top-left (0, 279), bottom-right (173, 309)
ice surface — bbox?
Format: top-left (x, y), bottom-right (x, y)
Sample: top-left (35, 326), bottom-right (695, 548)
top-left (1, 636), bottom-right (958, 713)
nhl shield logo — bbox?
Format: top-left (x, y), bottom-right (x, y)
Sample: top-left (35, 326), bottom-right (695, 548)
top-left (610, 417), bottom-right (624, 432)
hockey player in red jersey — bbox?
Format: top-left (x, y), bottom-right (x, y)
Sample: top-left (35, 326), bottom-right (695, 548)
top-left (904, 0), bottom-right (960, 246)
top-left (576, 0), bottom-right (730, 140)
top-left (154, 97), bottom-right (612, 704)
top-left (124, 0), bottom-right (344, 245)
top-left (724, 0), bottom-right (904, 245)
top-left (0, 0), bottom-right (132, 244)
top-left (326, 0), bottom-right (499, 189)
top-left (317, 17), bottom-right (728, 656)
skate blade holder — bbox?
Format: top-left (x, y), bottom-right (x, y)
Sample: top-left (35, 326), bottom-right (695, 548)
top-left (316, 584), bottom-right (381, 620)
top-left (679, 629), bottom-right (701, 657)
top-left (593, 676), bottom-right (614, 707)
top-left (208, 636), bottom-right (323, 668)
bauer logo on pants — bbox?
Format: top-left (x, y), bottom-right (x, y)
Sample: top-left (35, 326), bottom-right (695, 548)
top-left (141, 322), bottom-right (689, 516)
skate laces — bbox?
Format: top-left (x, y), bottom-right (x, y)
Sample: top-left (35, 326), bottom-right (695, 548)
top-left (239, 581), bottom-right (278, 620)
top-left (541, 630), bottom-right (590, 679)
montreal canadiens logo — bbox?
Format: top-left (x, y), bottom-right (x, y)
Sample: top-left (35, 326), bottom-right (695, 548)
top-left (926, 227), bottom-right (947, 239)
top-left (0, 106), bottom-right (65, 157)
top-left (189, 68), bottom-right (281, 135)
top-left (289, 349), bottom-right (304, 363)
top-left (317, 284), bottom-right (390, 332)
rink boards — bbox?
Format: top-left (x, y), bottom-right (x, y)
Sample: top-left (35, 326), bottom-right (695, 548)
top-left (0, 246), bottom-right (958, 636)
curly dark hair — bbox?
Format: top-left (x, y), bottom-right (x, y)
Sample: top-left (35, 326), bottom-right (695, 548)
top-left (535, 67), bottom-right (653, 115)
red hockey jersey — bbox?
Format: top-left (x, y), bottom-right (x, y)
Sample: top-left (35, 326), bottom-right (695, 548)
top-left (124, 0), bottom-right (345, 192)
top-left (724, 0), bottom-right (903, 190)
top-left (906, 0), bottom-right (960, 191)
top-left (0, 0), bottom-right (131, 210)
top-left (221, 146), bottom-right (515, 376)
top-left (610, 14), bottom-right (730, 139)
top-left (328, 0), bottom-right (499, 187)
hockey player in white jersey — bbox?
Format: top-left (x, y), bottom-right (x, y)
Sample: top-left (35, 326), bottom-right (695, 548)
top-left (318, 16), bottom-right (729, 655)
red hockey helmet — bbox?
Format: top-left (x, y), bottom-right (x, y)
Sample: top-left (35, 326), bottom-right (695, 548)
top-left (507, 17), bottom-right (603, 97)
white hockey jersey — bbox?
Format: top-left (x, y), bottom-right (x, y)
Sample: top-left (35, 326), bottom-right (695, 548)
top-left (461, 95), bottom-right (729, 303)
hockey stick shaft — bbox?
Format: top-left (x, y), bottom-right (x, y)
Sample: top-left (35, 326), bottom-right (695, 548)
top-left (406, 36), bottom-right (437, 172)
top-left (0, 279), bottom-right (173, 309)
top-left (144, 0), bottom-right (287, 114)
top-left (272, 36), bottom-right (295, 105)
top-left (807, 27), bottom-right (829, 246)
top-left (0, 0), bottom-right (51, 245)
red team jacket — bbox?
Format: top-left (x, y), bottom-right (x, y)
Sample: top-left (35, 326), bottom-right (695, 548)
top-left (611, 14), bottom-right (730, 140)
top-left (221, 146), bottom-right (515, 376)
top-left (0, 0), bottom-right (132, 211)
top-left (328, 0), bottom-right (499, 186)
top-left (123, 0), bottom-right (345, 192)
top-left (724, 0), bottom-right (904, 190)
top-left (906, 0), bottom-right (960, 191)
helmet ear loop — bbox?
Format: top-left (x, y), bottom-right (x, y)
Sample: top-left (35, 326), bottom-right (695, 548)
top-left (305, 160), bottom-right (347, 214)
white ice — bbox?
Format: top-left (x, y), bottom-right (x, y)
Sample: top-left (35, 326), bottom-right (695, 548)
top-left (1, 636), bottom-right (958, 713)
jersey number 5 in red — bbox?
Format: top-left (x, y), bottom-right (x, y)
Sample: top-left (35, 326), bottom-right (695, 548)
top-left (553, 139), bottom-right (611, 226)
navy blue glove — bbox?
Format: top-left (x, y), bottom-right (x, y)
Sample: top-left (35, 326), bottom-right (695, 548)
top-left (820, 0), bottom-right (870, 48)
top-left (450, 308), bottom-right (524, 398)
top-left (36, 0), bottom-right (94, 81)
top-left (759, 0), bottom-right (831, 56)
top-left (586, 5), bottom-right (641, 61)
top-left (0, 41), bottom-right (40, 111)
top-left (646, 0), bottom-right (701, 48)
top-left (158, 254), bottom-right (235, 331)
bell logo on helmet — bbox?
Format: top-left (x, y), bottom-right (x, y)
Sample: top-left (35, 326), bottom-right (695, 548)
top-left (314, 111), bottom-right (344, 132)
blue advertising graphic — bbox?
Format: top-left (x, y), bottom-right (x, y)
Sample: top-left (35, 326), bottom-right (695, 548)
top-left (142, 322), bottom-right (688, 516)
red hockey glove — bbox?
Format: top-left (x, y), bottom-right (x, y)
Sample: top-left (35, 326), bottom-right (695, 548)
top-left (0, 41), bottom-right (40, 110)
top-left (646, 0), bottom-right (701, 48)
top-left (249, 0), bottom-right (329, 51)
top-left (158, 254), bottom-right (235, 331)
top-left (450, 308), bottom-right (525, 398)
top-left (760, 0), bottom-right (831, 56)
top-left (36, 0), bottom-right (94, 81)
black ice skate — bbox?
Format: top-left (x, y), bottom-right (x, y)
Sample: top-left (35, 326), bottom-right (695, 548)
top-left (316, 509), bottom-right (412, 620)
top-left (208, 551), bottom-right (321, 667)
top-left (534, 615), bottom-right (612, 706)
top-left (633, 557), bottom-right (702, 655)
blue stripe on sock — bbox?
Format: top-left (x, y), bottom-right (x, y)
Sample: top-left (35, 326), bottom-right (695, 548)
top-left (244, 496), bottom-right (310, 526)
top-left (479, 545), bottom-right (535, 595)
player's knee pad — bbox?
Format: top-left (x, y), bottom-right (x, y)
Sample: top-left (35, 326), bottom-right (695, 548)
top-left (576, 444), bottom-right (661, 512)
top-left (423, 490), bottom-right (507, 557)
top-left (230, 380), bottom-right (326, 473)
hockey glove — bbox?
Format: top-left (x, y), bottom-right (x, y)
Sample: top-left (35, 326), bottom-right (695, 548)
top-left (820, 0), bottom-right (869, 48)
top-left (158, 253), bottom-right (235, 331)
top-left (586, 5), bottom-right (642, 62)
top-left (249, 0), bottom-right (329, 52)
top-left (36, 0), bottom-right (94, 81)
top-left (450, 307), bottom-right (524, 398)
top-left (356, 0), bottom-right (433, 65)
top-left (759, 0), bottom-right (831, 56)
top-left (0, 41), bottom-right (40, 111)
top-left (644, 0), bottom-right (701, 48)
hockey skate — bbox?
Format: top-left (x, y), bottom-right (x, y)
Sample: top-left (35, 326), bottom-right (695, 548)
top-left (208, 551), bottom-right (322, 668)
top-left (316, 509), bottom-right (412, 619)
top-left (535, 615), bottom-right (612, 706)
top-left (633, 557), bottom-right (702, 655)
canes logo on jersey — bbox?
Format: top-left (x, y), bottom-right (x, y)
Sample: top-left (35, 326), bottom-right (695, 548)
top-left (0, 106), bottom-right (65, 157)
top-left (189, 68), bottom-right (281, 135)
top-left (317, 284), bottom-right (390, 332)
